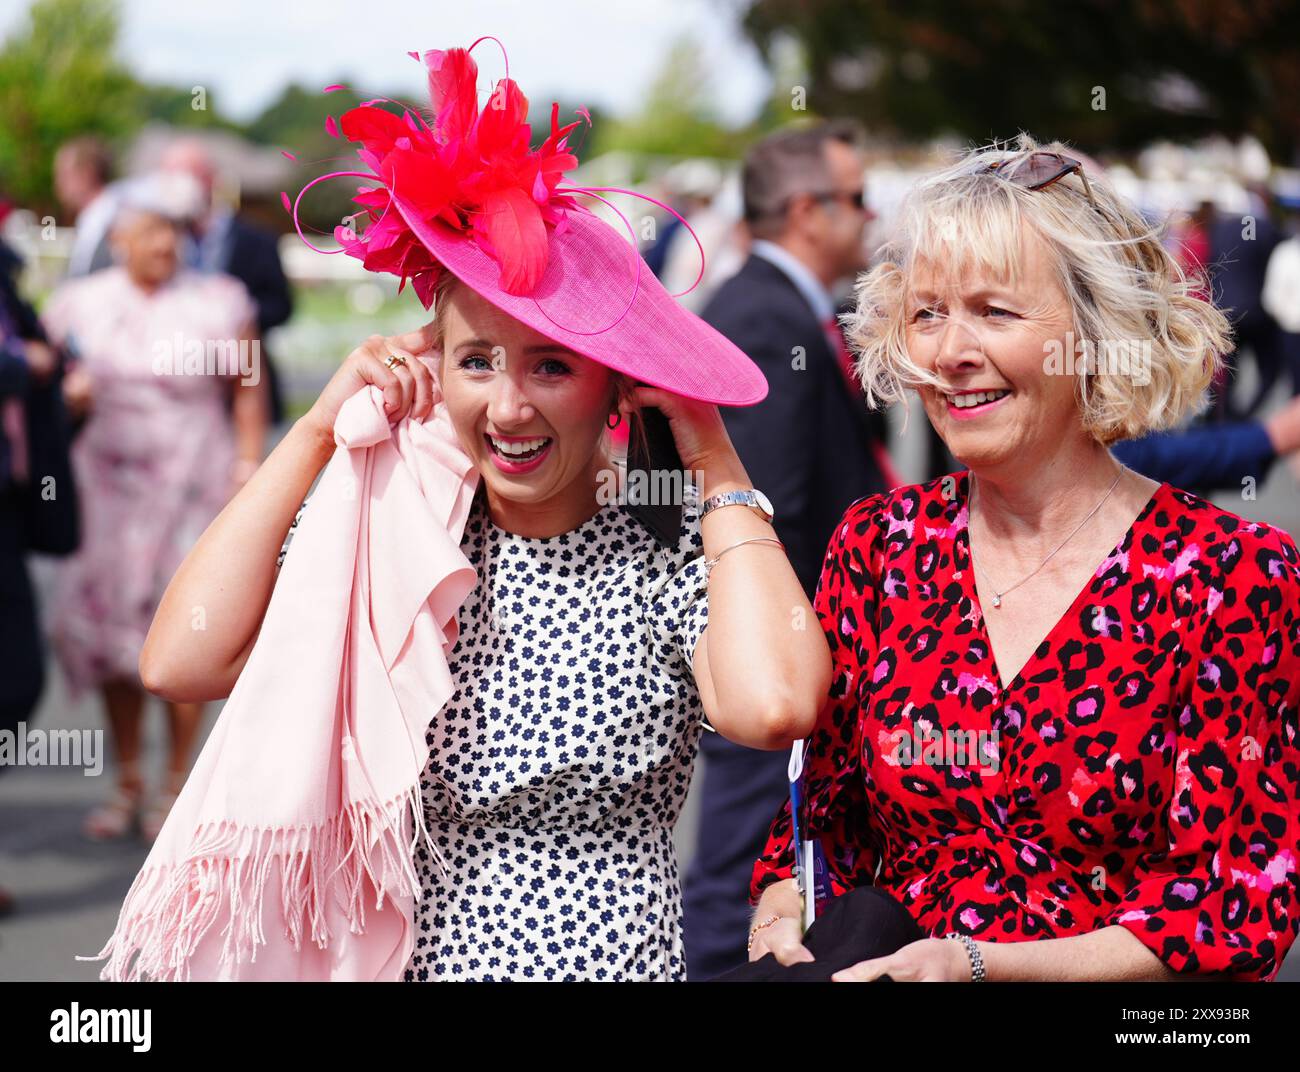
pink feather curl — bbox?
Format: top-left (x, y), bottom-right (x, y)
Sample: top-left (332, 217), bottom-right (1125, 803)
top-left (283, 41), bottom-right (709, 319)
top-left (284, 42), bottom-right (587, 305)
top-left (558, 184), bottom-right (707, 301)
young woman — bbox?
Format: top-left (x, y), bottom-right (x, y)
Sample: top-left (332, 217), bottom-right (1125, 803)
top-left (124, 42), bottom-right (831, 981)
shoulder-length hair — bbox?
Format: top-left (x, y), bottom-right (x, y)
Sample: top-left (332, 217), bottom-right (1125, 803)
top-left (844, 135), bottom-right (1232, 444)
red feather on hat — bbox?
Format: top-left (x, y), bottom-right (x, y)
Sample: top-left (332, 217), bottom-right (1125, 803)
top-left (329, 45), bottom-right (584, 303)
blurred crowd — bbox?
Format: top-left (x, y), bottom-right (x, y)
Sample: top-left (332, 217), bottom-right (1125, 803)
top-left (0, 134), bottom-right (293, 916)
top-left (2, 120), bottom-right (1299, 977)
top-left (638, 134), bottom-right (1300, 497)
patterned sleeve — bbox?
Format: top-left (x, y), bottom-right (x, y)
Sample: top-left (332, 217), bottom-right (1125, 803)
top-left (749, 494), bottom-right (885, 905)
top-left (645, 483), bottom-right (710, 682)
top-left (1102, 526), bottom-right (1300, 980)
top-left (276, 497), bottom-right (309, 570)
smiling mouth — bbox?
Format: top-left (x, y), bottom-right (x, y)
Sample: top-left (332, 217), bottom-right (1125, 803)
top-left (946, 389), bottom-right (1012, 410)
top-left (485, 434), bottom-right (553, 462)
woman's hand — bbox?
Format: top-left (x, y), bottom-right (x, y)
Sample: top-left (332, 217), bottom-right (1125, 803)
top-left (749, 916), bottom-right (815, 966)
top-left (643, 385), bottom-right (829, 749)
top-left (23, 340), bottom-right (58, 383)
top-left (627, 385), bottom-right (736, 474)
top-left (830, 937), bottom-right (971, 982)
top-left (303, 325), bottom-right (440, 446)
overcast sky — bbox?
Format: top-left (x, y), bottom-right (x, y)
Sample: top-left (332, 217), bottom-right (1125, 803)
top-left (0, 0), bottom-right (772, 125)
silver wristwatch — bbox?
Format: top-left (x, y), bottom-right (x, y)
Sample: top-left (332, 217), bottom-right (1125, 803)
top-left (700, 489), bottom-right (774, 524)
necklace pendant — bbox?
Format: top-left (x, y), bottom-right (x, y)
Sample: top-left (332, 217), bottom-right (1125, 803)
top-left (991, 592), bottom-right (1002, 608)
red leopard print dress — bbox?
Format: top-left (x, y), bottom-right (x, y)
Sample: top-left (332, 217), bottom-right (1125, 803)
top-left (752, 472), bottom-right (1300, 980)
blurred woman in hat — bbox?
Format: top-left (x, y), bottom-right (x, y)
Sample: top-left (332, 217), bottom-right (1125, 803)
top-left (131, 42), bottom-right (829, 981)
top-left (41, 171), bottom-right (266, 845)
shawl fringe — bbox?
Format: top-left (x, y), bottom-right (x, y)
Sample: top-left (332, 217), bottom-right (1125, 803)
top-left (76, 782), bottom-right (443, 981)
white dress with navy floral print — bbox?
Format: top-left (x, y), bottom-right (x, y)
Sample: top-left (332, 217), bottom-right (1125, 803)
top-left (279, 483), bottom-right (710, 981)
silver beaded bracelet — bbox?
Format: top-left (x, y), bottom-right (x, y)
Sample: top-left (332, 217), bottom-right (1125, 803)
top-left (945, 933), bottom-right (986, 982)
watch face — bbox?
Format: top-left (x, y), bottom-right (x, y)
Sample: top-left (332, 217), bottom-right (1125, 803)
top-left (754, 490), bottom-right (774, 518)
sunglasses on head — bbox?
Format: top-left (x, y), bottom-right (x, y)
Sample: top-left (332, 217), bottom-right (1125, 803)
top-left (986, 151), bottom-right (1099, 211)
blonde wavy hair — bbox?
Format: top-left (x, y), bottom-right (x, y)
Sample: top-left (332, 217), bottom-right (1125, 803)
top-left (844, 135), bottom-right (1232, 445)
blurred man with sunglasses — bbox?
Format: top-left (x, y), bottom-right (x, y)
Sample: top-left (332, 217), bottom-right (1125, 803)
top-left (683, 120), bottom-right (897, 980)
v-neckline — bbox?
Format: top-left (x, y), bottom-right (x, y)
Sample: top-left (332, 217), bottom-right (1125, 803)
top-left (954, 471), bottom-right (1168, 696)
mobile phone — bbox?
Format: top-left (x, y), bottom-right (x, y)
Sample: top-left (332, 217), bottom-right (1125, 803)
top-left (624, 402), bottom-right (685, 548)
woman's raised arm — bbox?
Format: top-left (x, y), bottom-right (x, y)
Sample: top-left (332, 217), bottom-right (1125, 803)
top-left (138, 415), bottom-right (335, 702)
top-left (139, 326), bottom-right (440, 701)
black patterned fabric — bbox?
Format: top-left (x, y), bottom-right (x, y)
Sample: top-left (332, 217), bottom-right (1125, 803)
top-left (280, 483), bottom-right (711, 980)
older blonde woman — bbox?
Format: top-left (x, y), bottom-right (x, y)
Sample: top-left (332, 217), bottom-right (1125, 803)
top-left (734, 138), bottom-right (1300, 983)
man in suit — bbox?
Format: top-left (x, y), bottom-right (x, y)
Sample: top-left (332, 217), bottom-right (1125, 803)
top-left (54, 136), bottom-right (122, 277)
top-left (682, 120), bottom-right (895, 979)
top-left (0, 236), bottom-right (81, 916)
top-left (1208, 196), bottom-right (1285, 420)
top-left (161, 138), bottom-right (294, 427)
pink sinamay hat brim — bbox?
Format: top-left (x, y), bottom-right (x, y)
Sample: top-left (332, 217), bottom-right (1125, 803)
top-left (390, 193), bottom-right (769, 406)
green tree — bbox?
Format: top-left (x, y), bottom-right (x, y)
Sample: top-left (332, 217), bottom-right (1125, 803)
top-left (740, 0), bottom-right (1300, 160)
top-left (136, 83), bottom-right (243, 133)
top-left (595, 37), bottom-right (754, 163)
top-left (0, 0), bottom-right (139, 215)
top-left (250, 80), bottom-right (409, 239)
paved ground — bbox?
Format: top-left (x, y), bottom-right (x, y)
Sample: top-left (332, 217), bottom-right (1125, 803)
top-left (3, 384), bottom-right (1298, 981)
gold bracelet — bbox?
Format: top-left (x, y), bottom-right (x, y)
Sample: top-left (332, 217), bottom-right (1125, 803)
top-left (747, 914), bottom-right (782, 953)
top-left (703, 536), bottom-right (785, 578)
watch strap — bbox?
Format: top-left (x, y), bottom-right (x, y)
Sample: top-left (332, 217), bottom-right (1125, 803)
top-left (700, 489), bottom-right (772, 522)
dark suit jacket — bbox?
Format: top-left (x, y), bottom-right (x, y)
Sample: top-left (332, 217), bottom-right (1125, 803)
top-left (219, 217), bottom-right (293, 335)
top-left (1209, 212), bottom-right (1281, 330)
top-left (214, 216), bottom-right (294, 424)
top-left (0, 238), bottom-right (79, 728)
top-left (0, 239), bottom-right (80, 555)
top-left (1113, 421), bottom-right (1276, 493)
top-left (700, 253), bottom-right (887, 598)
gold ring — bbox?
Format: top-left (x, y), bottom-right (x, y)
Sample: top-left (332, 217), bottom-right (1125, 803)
top-left (384, 354), bottom-right (408, 370)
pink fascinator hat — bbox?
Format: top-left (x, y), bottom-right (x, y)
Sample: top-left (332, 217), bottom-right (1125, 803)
top-left (286, 37), bottom-right (767, 406)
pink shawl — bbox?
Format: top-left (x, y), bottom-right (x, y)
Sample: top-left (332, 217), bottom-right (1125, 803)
top-left (77, 364), bottom-right (480, 980)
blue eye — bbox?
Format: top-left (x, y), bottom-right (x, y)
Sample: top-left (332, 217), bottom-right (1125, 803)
top-left (912, 307), bottom-right (940, 321)
top-left (985, 306), bottom-right (1015, 317)
top-left (458, 354), bottom-right (493, 371)
top-left (537, 357), bottom-right (571, 376)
